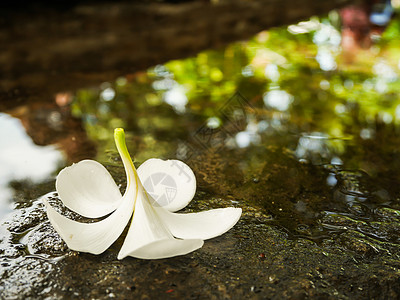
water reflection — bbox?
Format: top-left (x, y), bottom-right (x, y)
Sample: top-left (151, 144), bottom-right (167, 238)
top-left (163, 85), bottom-right (188, 113)
top-left (316, 47), bottom-right (337, 71)
top-left (263, 89), bottom-right (293, 111)
top-left (3, 12), bottom-right (400, 240)
top-left (295, 133), bottom-right (331, 164)
top-left (0, 113), bottom-right (63, 219)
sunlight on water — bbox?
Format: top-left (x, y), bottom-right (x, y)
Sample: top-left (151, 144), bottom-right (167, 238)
top-left (33, 13), bottom-right (400, 239)
top-left (0, 113), bottom-right (63, 220)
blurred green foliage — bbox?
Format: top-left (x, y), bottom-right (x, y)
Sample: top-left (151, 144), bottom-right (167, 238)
top-left (67, 14), bottom-right (400, 237)
top-left (71, 15), bottom-right (400, 170)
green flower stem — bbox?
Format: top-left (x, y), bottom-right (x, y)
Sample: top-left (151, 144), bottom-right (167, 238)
top-left (114, 128), bottom-right (156, 210)
top-left (114, 128), bottom-right (139, 187)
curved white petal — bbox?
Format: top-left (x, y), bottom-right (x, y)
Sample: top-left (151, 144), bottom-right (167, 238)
top-left (46, 128), bottom-right (240, 260)
top-left (45, 129), bottom-right (140, 255)
top-left (137, 158), bottom-right (196, 212)
top-left (118, 186), bottom-right (203, 260)
top-left (44, 184), bottom-right (135, 255)
top-left (155, 206), bottom-right (242, 240)
top-left (56, 160), bottom-right (122, 218)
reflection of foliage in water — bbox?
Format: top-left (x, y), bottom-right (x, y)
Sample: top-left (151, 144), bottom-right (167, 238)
top-left (72, 15), bottom-right (400, 164)
top-left (70, 16), bottom-right (400, 237)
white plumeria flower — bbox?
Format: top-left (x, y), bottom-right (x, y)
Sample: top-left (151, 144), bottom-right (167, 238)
top-left (44, 128), bottom-right (242, 259)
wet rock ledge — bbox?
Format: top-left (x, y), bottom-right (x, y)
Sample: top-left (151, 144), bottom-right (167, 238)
top-left (1, 185), bottom-right (400, 298)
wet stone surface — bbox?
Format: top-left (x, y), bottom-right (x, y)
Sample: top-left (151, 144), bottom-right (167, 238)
top-left (1, 152), bottom-right (400, 299)
top-left (2, 7), bottom-right (400, 299)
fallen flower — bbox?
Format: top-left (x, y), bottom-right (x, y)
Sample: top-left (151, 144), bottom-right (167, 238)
top-left (44, 128), bottom-right (242, 259)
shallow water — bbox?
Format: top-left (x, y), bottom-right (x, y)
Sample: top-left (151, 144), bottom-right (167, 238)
top-left (2, 13), bottom-right (400, 299)
top-left (2, 15), bottom-right (400, 234)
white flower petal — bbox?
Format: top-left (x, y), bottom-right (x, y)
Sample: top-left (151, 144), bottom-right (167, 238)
top-left (44, 185), bottom-right (135, 255)
top-left (46, 128), bottom-right (241, 260)
top-left (56, 160), bottom-right (122, 218)
top-left (118, 186), bottom-right (203, 260)
top-left (155, 207), bottom-right (242, 240)
top-left (137, 158), bottom-right (196, 212)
